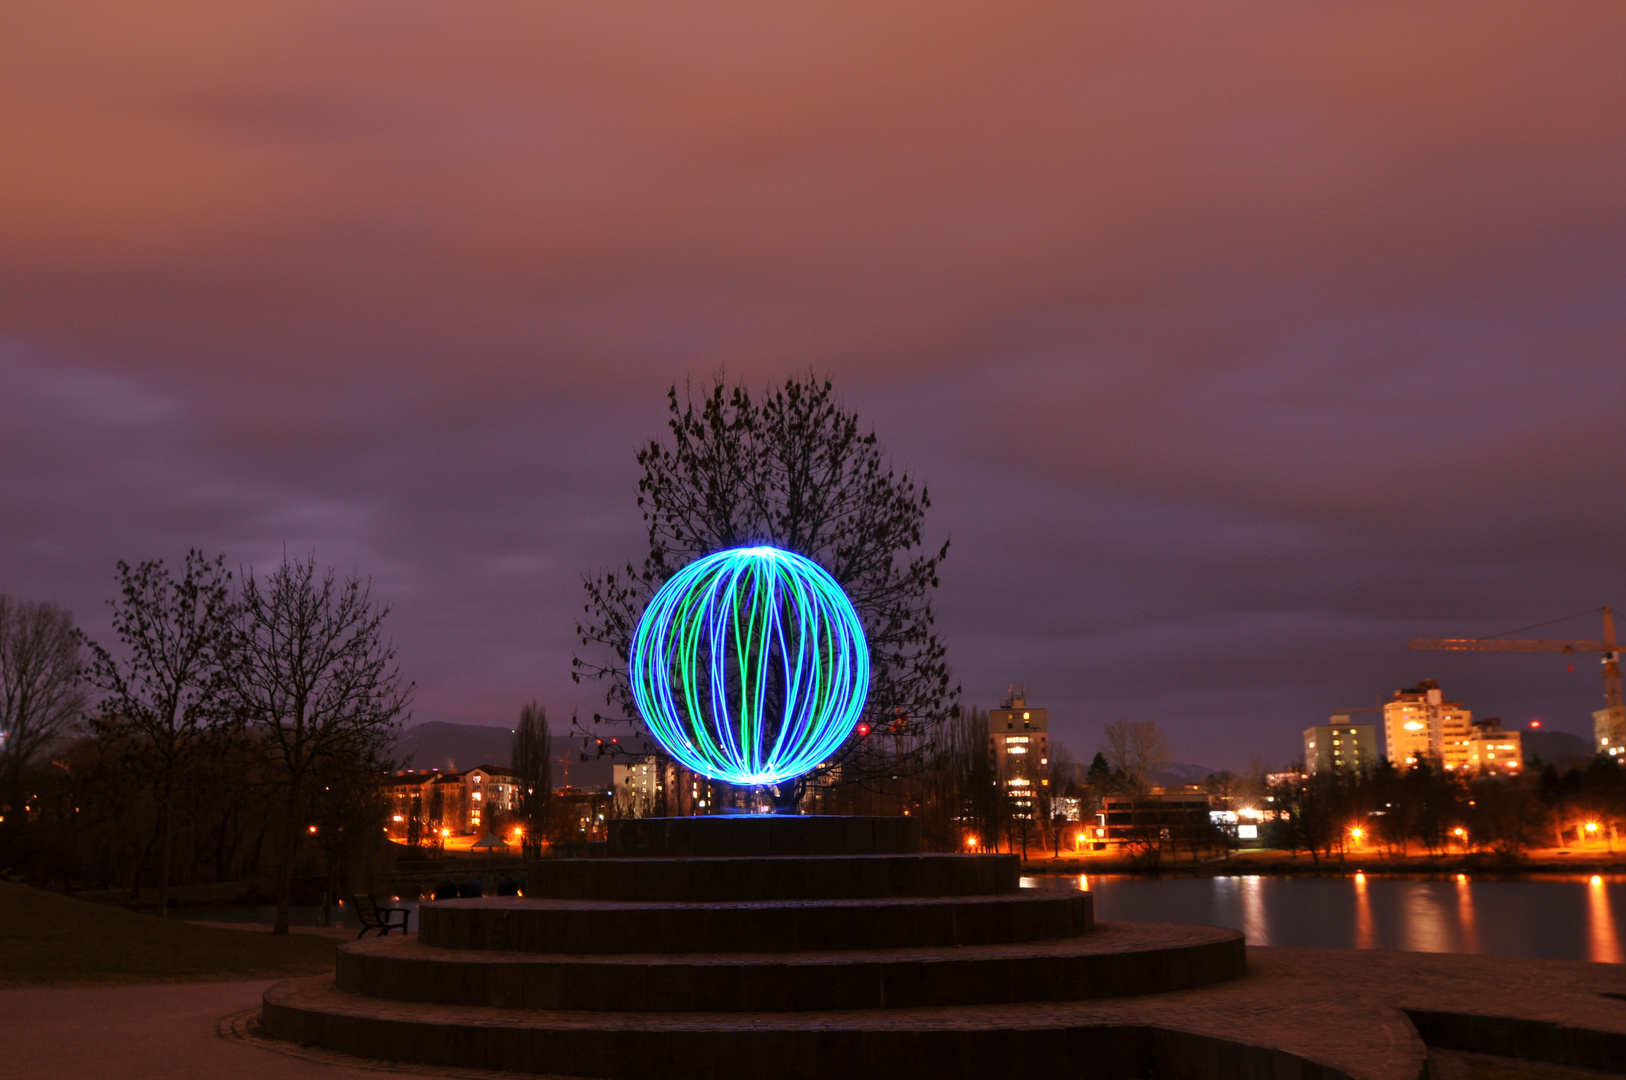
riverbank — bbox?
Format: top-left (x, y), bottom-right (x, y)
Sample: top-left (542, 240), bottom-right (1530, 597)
top-left (1017, 845), bottom-right (1626, 877)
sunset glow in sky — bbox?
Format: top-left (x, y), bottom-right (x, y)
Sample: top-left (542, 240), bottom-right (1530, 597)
top-left (3, 3), bottom-right (1623, 768)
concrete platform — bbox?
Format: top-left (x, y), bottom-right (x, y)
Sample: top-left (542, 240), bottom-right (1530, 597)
top-left (604, 815), bottom-right (922, 857)
top-left (418, 891), bottom-right (1094, 953)
top-left (524, 852), bottom-right (1019, 902)
top-left (336, 922), bottom-right (1244, 1011)
top-left (257, 947), bottom-right (1626, 1080)
top-left (259, 816), bottom-right (1250, 1077)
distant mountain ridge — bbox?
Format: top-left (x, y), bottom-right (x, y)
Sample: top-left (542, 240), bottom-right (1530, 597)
top-left (390, 720), bottom-right (614, 788)
top-left (1523, 729), bottom-right (1592, 770)
top-left (393, 721), bottom-right (515, 772)
top-left (1152, 761), bottom-right (1221, 786)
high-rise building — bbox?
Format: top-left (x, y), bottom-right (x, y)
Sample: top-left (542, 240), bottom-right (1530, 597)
top-left (613, 756), bottom-right (664, 816)
top-left (1464, 717), bottom-right (1523, 775)
top-left (1597, 705), bottom-right (1626, 757)
top-left (988, 686), bottom-right (1049, 818)
top-left (381, 764), bottom-right (523, 840)
top-left (1384, 680), bottom-right (1473, 770)
top-left (1303, 717), bottom-right (1378, 775)
top-left (464, 766), bottom-right (523, 834)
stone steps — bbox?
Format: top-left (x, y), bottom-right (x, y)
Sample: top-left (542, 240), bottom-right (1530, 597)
top-left (524, 852), bottom-right (1020, 902)
top-left (263, 967), bottom-right (1306, 1080)
top-left (419, 891), bottom-right (1094, 954)
top-left (335, 921), bottom-right (1244, 1012)
top-left (260, 818), bottom-right (1254, 1078)
top-left (605, 814), bottom-right (922, 857)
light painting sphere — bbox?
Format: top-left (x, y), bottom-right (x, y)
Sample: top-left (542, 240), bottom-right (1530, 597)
top-left (628, 546), bottom-right (870, 786)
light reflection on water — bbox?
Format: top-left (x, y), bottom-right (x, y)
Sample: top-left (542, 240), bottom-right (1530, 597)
top-left (1456, 876), bottom-right (1478, 954)
top-left (1353, 872), bottom-right (1373, 949)
top-left (1590, 876), bottom-right (1622, 963)
top-left (1021, 873), bottom-right (1626, 962)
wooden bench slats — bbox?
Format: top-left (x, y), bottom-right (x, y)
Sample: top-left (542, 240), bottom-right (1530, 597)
top-left (349, 893), bottom-right (411, 939)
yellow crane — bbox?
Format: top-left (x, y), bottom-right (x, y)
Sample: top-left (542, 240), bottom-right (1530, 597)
top-left (1408, 606), bottom-right (1624, 754)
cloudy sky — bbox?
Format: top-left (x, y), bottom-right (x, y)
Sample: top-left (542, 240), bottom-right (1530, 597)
top-left (3, 3), bottom-right (1623, 769)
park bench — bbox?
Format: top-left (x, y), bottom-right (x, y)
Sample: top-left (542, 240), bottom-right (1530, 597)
top-left (348, 894), bottom-right (411, 939)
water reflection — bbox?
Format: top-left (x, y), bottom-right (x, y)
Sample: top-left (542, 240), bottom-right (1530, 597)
top-left (1353, 872), bottom-right (1373, 950)
top-left (1590, 876), bottom-right (1622, 963)
top-left (1456, 876), bottom-right (1478, 954)
top-left (1239, 876), bottom-right (1269, 945)
top-left (1401, 882), bottom-right (1452, 953)
top-left (1023, 873), bottom-right (1626, 963)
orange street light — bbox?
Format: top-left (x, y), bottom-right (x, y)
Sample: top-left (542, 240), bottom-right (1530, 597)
top-left (307, 825), bottom-right (318, 834)
top-left (1586, 821), bottom-right (1601, 835)
top-left (1349, 826), bottom-right (1364, 842)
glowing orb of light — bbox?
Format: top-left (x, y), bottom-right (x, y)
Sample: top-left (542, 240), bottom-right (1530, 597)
top-left (628, 545), bottom-right (870, 786)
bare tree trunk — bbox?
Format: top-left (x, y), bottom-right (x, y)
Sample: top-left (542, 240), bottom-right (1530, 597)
top-left (157, 782), bottom-right (174, 918)
top-left (274, 787), bottom-right (300, 935)
top-left (322, 856), bottom-right (339, 928)
top-left (126, 822), bottom-right (162, 902)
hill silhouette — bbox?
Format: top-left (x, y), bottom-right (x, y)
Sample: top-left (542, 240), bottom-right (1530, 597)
top-left (391, 721), bottom-right (614, 788)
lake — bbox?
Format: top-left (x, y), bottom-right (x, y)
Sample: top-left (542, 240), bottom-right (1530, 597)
top-left (190, 875), bottom-right (1626, 964)
top-left (1025, 872), bottom-right (1625, 963)
top-left (189, 898), bottom-right (423, 930)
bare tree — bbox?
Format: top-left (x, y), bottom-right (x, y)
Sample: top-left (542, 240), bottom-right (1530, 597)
top-left (1102, 720), bottom-right (1173, 794)
top-left (84, 552), bottom-right (234, 917)
top-left (575, 373), bottom-right (957, 799)
top-left (308, 751), bottom-right (390, 928)
top-left (230, 556), bottom-right (411, 935)
top-left (1043, 744), bottom-right (1076, 857)
top-left (511, 701), bottom-right (552, 857)
top-left (0, 595), bottom-right (85, 815)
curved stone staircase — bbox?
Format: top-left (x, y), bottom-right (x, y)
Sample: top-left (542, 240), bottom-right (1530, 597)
top-left (261, 816), bottom-right (1246, 1079)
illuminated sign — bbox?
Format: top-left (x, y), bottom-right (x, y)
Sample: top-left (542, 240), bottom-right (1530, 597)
top-left (629, 546), bottom-right (870, 786)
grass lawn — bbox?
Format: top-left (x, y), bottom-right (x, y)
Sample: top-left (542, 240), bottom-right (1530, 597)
top-left (0, 881), bottom-right (338, 986)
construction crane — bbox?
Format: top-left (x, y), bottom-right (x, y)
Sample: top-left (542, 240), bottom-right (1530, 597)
top-left (1408, 606), bottom-right (1624, 754)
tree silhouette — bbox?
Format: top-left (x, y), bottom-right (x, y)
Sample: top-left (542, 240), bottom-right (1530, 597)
top-left (575, 373), bottom-right (956, 797)
top-left (228, 555), bottom-right (410, 935)
top-left (85, 551), bottom-right (234, 917)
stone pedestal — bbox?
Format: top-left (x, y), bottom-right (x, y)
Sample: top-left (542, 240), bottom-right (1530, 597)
top-left (260, 816), bottom-right (1246, 1079)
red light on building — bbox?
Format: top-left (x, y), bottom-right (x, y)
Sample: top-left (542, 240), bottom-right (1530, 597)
top-left (856, 722), bottom-right (871, 737)
top-left (1530, 719), bottom-right (1542, 729)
